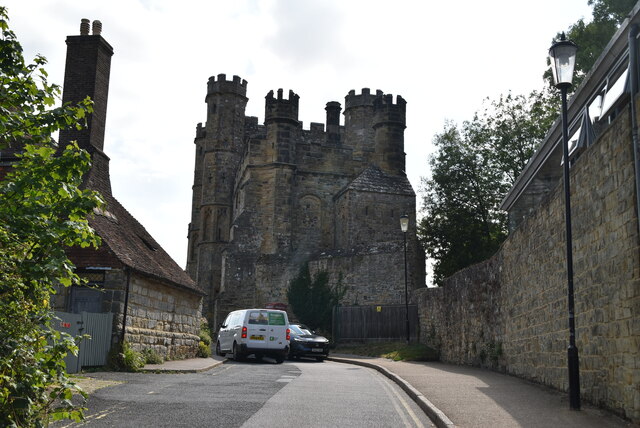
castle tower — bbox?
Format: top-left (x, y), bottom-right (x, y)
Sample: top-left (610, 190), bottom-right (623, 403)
top-left (343, 88), bottom-right (381, 159)
top-left (373, 94), bottom-right (407, 175)
top-left (258, 89), bottom-right (300, 253)
top-left (58, 18), bottom-right (113, 196)
top-left (265, 89), bottom-right (299, 163)
top-left (186, 74), bottom-right (248, 319)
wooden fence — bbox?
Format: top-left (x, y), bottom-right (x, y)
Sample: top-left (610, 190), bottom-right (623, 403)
top-left (332, 305), bottom-right (419, 342)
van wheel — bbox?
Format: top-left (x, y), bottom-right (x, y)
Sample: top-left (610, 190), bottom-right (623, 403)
top-left (316, 357), bottom-right (324, 362)
top-left (275, 355), bottom-right (284, 364)
top-left (232, 343), bottom-right (244, 361)
top-left (255, 354), bottom-right (263, 362)
top-left (215, 341), bottom-right (225, 357)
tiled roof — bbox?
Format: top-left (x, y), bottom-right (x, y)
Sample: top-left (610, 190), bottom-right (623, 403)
top-left (88, 191), bottom-right (204, 295)
top-left (68, 150), bottom-right (203, 295)
top-left (339, 165), bottom-right (415, 197)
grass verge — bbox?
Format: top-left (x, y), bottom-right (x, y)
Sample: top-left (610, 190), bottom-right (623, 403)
top-left (334, 341), bottom-right (439, 362)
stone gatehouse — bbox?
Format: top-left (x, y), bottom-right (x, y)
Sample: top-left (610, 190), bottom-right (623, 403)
top-left (186, 79), bottom-right (425, 326)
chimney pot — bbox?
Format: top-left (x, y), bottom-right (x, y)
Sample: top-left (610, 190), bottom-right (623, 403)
top-left (80, 19), bottom-right (90, 35)
top-left (92, 20), bottom-right (102, 35)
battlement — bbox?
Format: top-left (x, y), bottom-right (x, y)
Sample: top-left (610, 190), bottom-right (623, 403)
top-left (265, 89), bottom-right (300, 124)
top-left (345, 88), bottom-right (384, 109)
top-left (373, 94), bottom-right (406, 126)
top-left (207, 73), bottom-right (248, 97)
top-left (195, 122), bottom-right (206, 139)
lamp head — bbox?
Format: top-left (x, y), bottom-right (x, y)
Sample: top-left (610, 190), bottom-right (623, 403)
top-left (400, 214), bottom-right (409, 233)
top-left (549, 33), bottom-right (578, 89)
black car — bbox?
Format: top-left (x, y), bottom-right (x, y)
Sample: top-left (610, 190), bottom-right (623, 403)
top-left (288, 324), bottom-right (330, 361)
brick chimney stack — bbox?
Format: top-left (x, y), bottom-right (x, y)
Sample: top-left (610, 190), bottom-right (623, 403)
top-left (59, 19), bottom-right (113, 154)
top-left (58, 19), bottom-right (114, 196)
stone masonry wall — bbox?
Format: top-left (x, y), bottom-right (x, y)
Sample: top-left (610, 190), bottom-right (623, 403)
top-left (416, 101), bottom-right (640, 423)
top-left (125, 274), bottom-right (202, 360)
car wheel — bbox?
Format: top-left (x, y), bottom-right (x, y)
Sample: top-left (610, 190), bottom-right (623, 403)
top-left (215, 341), bottom-right (225, 357)
top-left (316, 357), bottom-right (325, 362)
top-left (232, 343), bottom-right (244, 361)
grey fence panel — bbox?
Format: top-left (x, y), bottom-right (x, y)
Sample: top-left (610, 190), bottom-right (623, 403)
top-left (333, 305), bottom-right (419, 342)
top-left (53, 311), bottom-right (113, 372)
top-left (53, 312), bottom-right (83, 373)
top-left (79, 312), bottom-right (113, 367)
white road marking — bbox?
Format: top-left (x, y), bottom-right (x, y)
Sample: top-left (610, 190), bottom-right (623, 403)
top-left (374, 372), bottom-right (425, 428)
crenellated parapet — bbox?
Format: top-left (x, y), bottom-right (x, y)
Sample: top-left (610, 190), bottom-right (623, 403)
top-left (265, 89), bottom-right (300, 125)
top-left (345, 88), bottom-right (383, 109)
top-left (373, 94), bottom-right (406, 128)
top-left (206, 73), bottom-right (247, 99)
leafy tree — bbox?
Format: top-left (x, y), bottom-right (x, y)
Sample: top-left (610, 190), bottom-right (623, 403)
top-left (419, 90), bottom-right (558, 285)
top-left (0, 7), bottom-right (101, 426)
top-left (545, 0), bottom-right (635, 87)
top-left (287, 264), bottom-right (346, 333)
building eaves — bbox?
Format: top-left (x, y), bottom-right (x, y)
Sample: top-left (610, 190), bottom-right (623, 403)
top-left (89, 193), bottom-right (204, 296)
top-left (500, 2), bottom-right (640, 213)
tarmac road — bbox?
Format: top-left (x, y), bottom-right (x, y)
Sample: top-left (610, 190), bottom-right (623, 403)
top-left (54, 358), bottom-right (433, 428)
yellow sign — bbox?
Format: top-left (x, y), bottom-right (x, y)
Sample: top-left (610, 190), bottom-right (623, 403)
top-left (376, 306), bottom-right (382, 312)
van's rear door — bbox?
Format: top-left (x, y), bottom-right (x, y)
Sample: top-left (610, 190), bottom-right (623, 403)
top-left (246, 310), bottom-right (269, 348)
top-left (266, 311), bottom-right (288, 349)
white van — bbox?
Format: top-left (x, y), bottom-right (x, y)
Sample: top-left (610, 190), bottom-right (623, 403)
top-left (215, 309), bottom-right (290, 363)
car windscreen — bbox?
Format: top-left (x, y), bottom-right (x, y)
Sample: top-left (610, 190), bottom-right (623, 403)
top-left (290, 324), bottom-right (312, 335)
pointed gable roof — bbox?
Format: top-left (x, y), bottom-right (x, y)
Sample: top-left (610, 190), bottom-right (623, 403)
top-left (89, 193), bottom-right (203, 294)
top-left (336, 165), bottom-right (415, 199)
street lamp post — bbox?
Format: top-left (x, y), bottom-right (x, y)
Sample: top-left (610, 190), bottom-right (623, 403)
top-left (400, 214), bottom-right (410, 345)
top-left (549, 33), bottom-right (581, 411)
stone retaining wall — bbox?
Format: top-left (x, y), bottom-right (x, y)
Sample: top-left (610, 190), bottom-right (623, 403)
top-left (416, 101), bottom-right (640, 423)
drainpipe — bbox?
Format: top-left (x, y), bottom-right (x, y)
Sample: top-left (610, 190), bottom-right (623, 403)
top-left (120, 267), bottom-right (131, 345)
top-left (629, 25), bottom-right (640, 238)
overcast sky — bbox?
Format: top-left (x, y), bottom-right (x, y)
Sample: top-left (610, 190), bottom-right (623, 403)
top-left (5, 0), bottom-right (593, 269)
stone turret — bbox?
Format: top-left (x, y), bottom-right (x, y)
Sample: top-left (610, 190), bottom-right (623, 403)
top-left (203, 74), bottom-right (248, 150)
top-left (373, 94), bottom-right (407, 175)
top-left (265, 89), bottom-right (300, 163)
top-left (344, 88), bottom-right (382, 157)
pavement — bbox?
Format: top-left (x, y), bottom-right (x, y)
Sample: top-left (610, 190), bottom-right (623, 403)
top-left (139, 353), bottom-right (635, 428)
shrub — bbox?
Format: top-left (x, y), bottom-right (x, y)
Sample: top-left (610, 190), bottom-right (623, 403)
top-left (199, 321), bottom-right (212, 346)
top-left (108, 342), bottom-right (145, 372)
top-left (197, 341), bottom-right (211, 358)
top-left (287, 264), bottom-right (346, 332)
top-left (142, 348), bottom-right (164, 365)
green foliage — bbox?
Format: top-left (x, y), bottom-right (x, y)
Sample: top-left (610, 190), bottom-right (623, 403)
top-left (197, 322), bottom-right (213, 357)
top-left (142, 348), bottom-right (164, 365)
top-left (287, 264), bottom-right (346, 333)
top-left (335, 342), bottom-right (439, 362)
top-left (419, 90), bottom-right (558, 285)
top-left (107, 342), bottom-right (145, 372)
top-left (199, 322), bottom-right (212, 346)
top-left (197, 342), bottom-right (212, 358)
top-left (0, 7), bottom-right (100, 426)
top-left (545, 0), bottom-right (635, 87)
